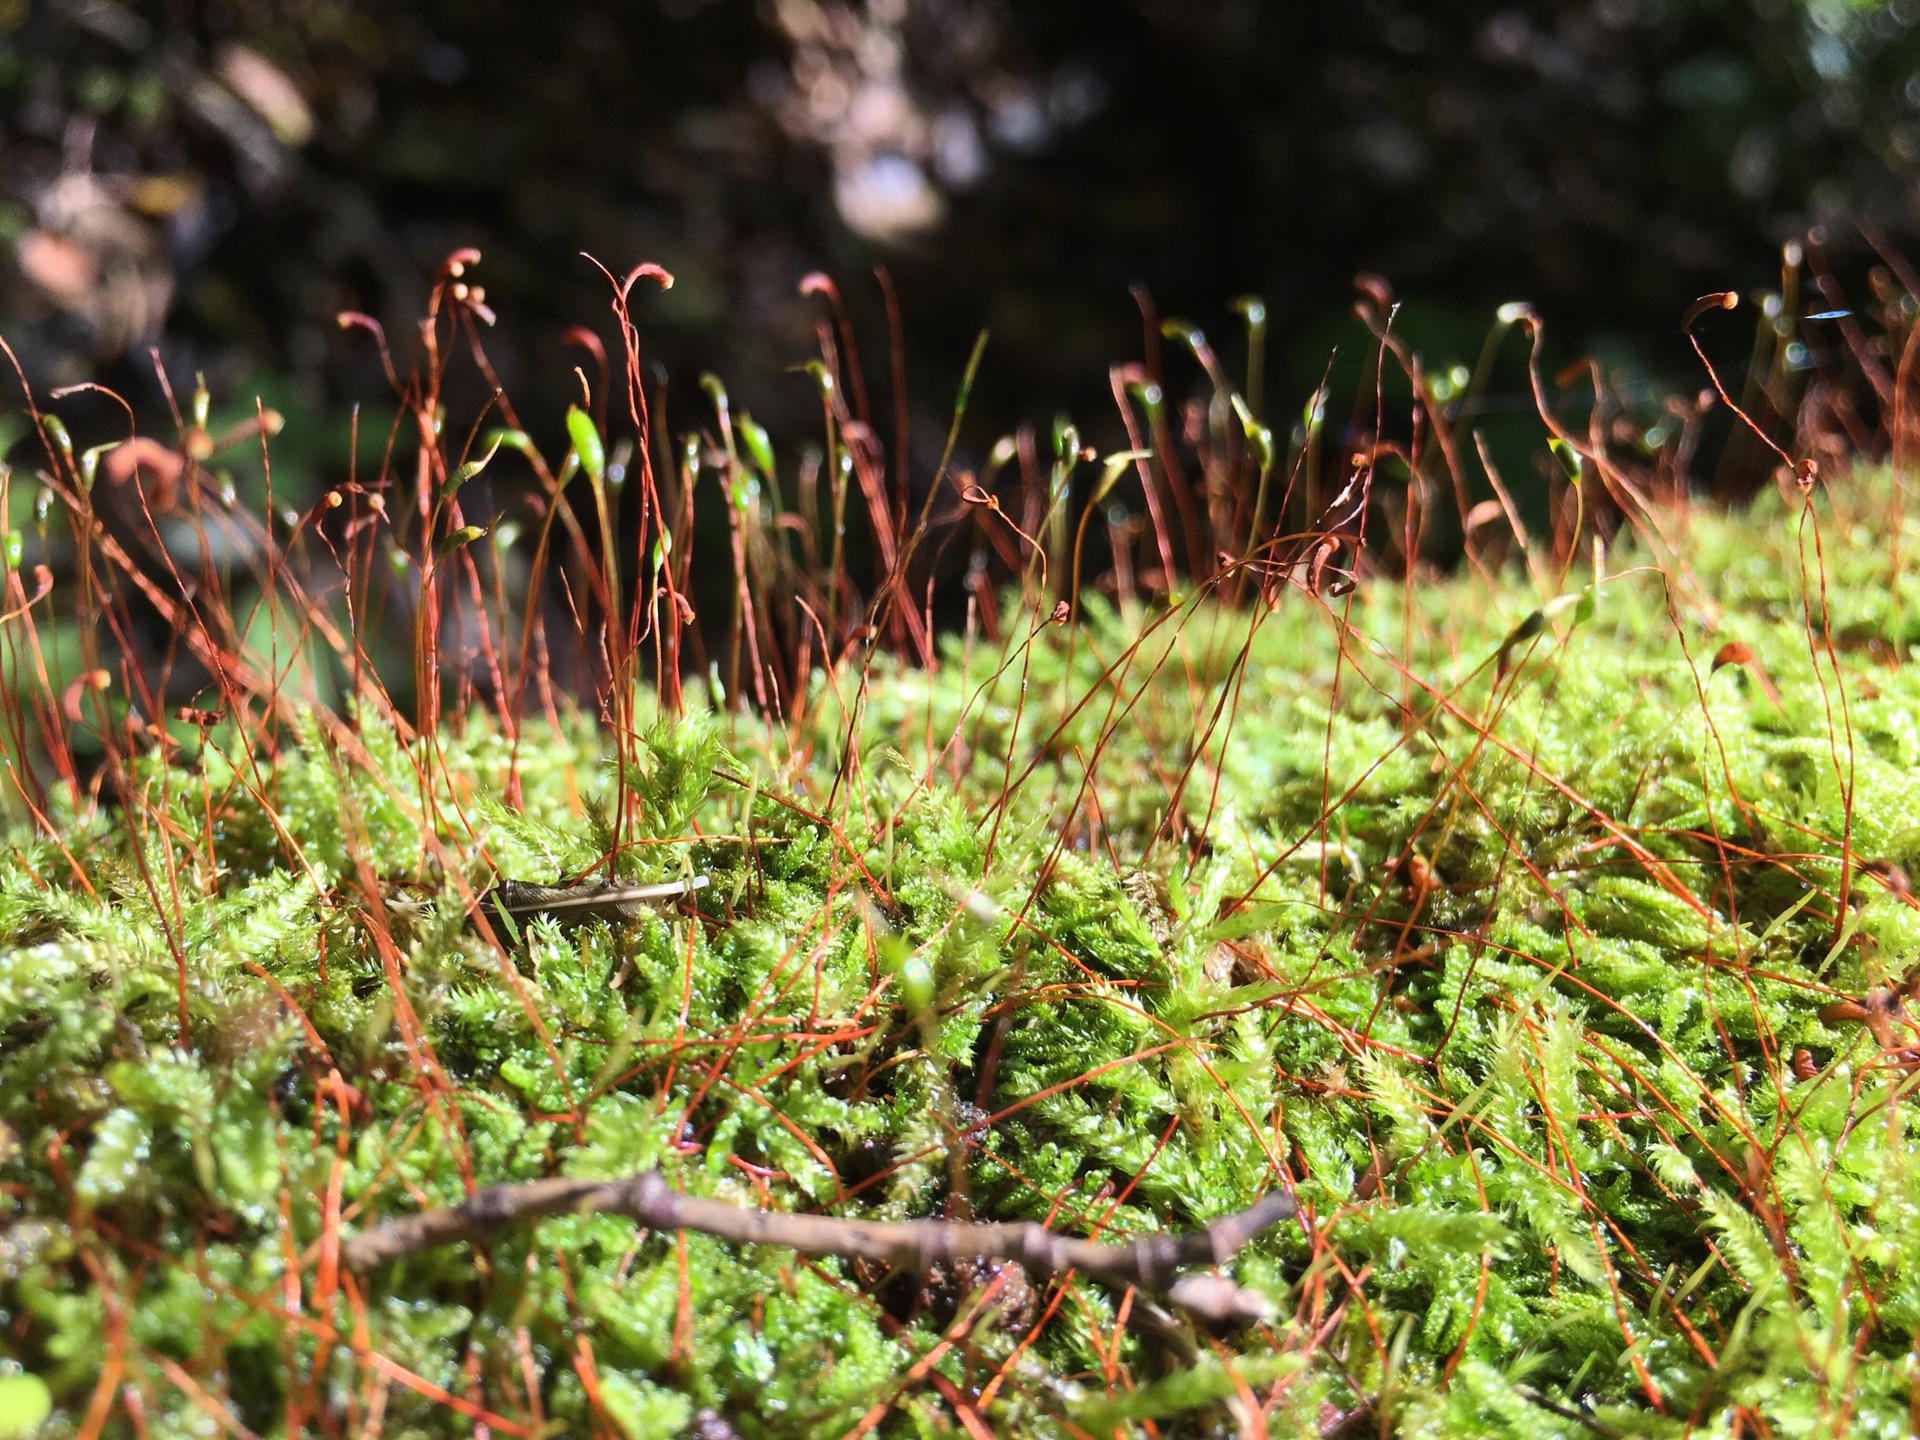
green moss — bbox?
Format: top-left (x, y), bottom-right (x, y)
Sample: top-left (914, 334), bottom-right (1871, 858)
top-left (5, 479), bottom-right (1920, 1435)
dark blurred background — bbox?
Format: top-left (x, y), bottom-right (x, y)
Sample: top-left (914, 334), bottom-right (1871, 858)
top-left (2, 0), bottom-right (1916, 490)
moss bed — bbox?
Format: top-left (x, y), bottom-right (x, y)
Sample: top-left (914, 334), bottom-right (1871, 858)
top-left (4, 476), bottom-right (1920, 1438)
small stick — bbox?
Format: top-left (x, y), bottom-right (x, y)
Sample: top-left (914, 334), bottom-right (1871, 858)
top-left (377, 875), bottom-right (710, 932)
top-left (342, 1171), bottom-right (1296, 1324)
top-left (482, 874), bottom-right (710, 927)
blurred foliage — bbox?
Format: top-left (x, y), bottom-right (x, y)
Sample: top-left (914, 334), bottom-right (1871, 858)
top-left (2, 0), bottom-right (1919, 471)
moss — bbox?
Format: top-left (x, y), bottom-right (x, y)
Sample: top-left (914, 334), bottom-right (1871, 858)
top-left (5, 478), bottom-right (1920, 1436)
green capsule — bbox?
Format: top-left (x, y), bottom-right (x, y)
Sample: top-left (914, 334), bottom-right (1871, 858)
top-left (738, 412), bottom-right (775, 479)
top-left (39, 415), bottom-right (72, 464)
top-left (443, 433), bottom-right (505, 500)
top-left (437, 524), bottom-right (489, 558)
top-left (566, 405), bottom-right (605, 485)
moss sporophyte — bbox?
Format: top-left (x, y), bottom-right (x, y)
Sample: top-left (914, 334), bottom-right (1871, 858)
top-left (4, 256), bottom-right (1918, 1435)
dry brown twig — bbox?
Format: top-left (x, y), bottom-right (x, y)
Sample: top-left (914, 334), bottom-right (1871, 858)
top-left (342, 1171), bottom-right (1297, 1324)
top-left (376, 874), bottom-right (710, 934)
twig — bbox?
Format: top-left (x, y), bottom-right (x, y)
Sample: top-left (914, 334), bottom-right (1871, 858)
top-left (482, 874), bottom-right (709, 927)
top-left (342, 1171), bottom-right (1296, 1324)
top-left (379, 875), bottom-right (710, 932)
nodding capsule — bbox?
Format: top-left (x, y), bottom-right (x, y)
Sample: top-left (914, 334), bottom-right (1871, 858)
top-left (1792, 1049), bottom-right (1817, 1082)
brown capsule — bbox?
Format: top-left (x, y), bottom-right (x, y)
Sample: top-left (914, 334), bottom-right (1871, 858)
top-left (1860, 859), bottom-right (1912, 897)
top-left (1404, 853), bottom-right (1436, 898)
top-left (1791, 1049), bottom-right (1817, 1082)
top-left (1819, 998), bottom-right (1869, 1026)
top-left (1354, 1152), bottom-right (1387, 1202)
top-left (1821, 986), bottom-right (1906, 1051)
top-left (61, 669), bottom-right (112, 723)
top-left (1354, 272), bottom-right (1394, 312)
top-left (1712, 640), bottom-right (1754, 673)
top-left (1684, 291), bottom-right (1740, 328)
top-left (1307, 537), bottom-right (1340, 595)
